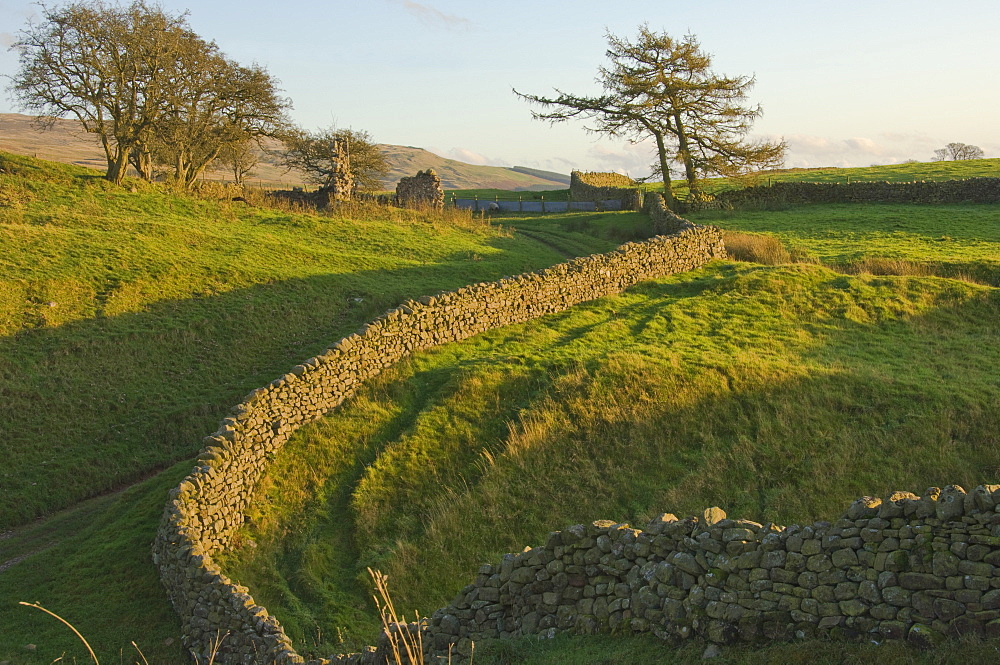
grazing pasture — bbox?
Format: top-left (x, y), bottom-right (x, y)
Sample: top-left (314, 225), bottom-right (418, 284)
top-left (1, 151), bottom-right (998, 664)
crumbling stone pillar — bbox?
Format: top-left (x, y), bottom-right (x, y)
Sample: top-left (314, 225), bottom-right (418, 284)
top-left (396, 169), bottom-right (444, 209)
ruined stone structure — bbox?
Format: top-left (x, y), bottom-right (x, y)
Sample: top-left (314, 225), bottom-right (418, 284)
top-left (153, 222), bottom-right (726, 664)
top-left (396, 169), bottom-right (444, 209)
top-left (329, 138), bottom-right (354, 201)
top-left (570, 171), bottom-right (644, 211)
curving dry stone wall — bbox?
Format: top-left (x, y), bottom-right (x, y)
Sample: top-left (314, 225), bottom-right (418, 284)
top-left (153, 224), bottom-right (727, 664)
top-left (646, 192), bottom-right (694, 235)
top-left (414, 485), bottom-right (1000, 661)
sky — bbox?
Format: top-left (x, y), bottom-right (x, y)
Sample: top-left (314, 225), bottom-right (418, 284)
top-left (2, 0), bottom-right (998, 178)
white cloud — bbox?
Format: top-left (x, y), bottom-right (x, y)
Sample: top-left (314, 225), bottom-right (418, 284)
top-left (782, 132), bottom-right (970, 168)
top-left (584, 141), bottom-right (656, 178)
top-left (0, 32), bottom-right (15, 48)
top-left (385, 0), bottom-right (473, 30)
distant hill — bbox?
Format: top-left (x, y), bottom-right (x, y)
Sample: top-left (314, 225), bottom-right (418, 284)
top-left (0, 113), bottom-right (569, 191)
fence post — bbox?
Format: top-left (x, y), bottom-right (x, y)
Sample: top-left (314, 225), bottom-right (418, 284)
top-left (474, 194), bottom-right (479, 212)
top-left (519, 195), bottom-right (523, 212)
top-left (541, 195), bottom-right (546, 213)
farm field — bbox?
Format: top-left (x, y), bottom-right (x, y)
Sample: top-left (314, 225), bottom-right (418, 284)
top-left (452, 157), bottom-right (1000, 205)
top-left (1, 153), bottom-right (999, 664)
top-left (221, 204), bottom-right (1000, 659)
top-left (650, 157), bottom-right (1000, 199)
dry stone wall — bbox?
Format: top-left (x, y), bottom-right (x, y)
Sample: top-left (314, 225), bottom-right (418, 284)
top-left (413, 485), bottom-right (1000, 661)
top-left (646, 192), bottom-right (695, 235)
top-left (569, 171), bottom-right (644, 210)
top-left (153, 223), bottom-right (726, 664)
top-left (715, 178), bottom-right (1000, 207)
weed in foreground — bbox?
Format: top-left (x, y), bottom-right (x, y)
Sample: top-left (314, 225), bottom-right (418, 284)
top-left (17, 601), bottom-right (229, 665)
top-left (369, 567), bottom-right (474, 665)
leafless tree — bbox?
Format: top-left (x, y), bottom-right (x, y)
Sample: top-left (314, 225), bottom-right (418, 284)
top-left (10, 1), bottom-right (289, 187)
top-left (933, 143), bottom-right (985, 161)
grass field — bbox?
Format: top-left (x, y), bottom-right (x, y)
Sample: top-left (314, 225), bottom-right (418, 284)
top-left (0, 152), bottom-right (617, 663)
top-left (220, 203), bottom-right (1000, 659)
top-left (455, 158), bottom-right (1000, 203)
top-left (666, 157), bottom-right (1000, 198)
top-left (2, 151), bottom-right (999, 664)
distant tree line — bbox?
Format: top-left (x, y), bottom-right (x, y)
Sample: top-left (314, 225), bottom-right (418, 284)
top-left (8, 0), bottom-right (387, 191)
top-left (933, 142), bottom-right (985, 162)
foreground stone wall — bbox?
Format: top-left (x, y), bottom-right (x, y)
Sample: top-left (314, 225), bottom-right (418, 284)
top-left (153, 223), bottom-right (726, 664)
top-left (715, 178), bottom-right (1000, 207)
top-left (415, 485), bottom-right (1000, 661)
top-left (569, 171), bottom-right (644, 210)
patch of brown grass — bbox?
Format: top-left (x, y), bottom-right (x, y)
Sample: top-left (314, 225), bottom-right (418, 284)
top-left (724, 231), bottom-right (791, 264)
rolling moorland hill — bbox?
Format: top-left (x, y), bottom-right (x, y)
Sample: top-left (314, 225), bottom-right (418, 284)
top-left (1, 152), bottom-right (999, 665)
top-left (0, 113), bottom-right (569, 191)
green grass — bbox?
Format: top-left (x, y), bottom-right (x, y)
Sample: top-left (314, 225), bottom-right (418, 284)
top-left (221, 205), bottom-right (1000, 658)
top-left (635, 157), bottom-right (1000, 199)
top-left (687, 203), bottom-right (1000, 284)
top-left (0, 151), bottom-right (625, 663)
top-left (4, 150), bottom-right (999, 663)
top-left (750, 157), bottom-right (1000, 186)
top-left (0, 150), bottom-right (621, 529)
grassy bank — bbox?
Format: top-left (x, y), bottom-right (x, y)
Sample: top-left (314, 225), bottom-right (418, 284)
top-left (0, 152), bottom-right (621, 663)
top-left (222, 204), bottom-right (1000, 658)
top-left (687, 203), bottom-right (1000, 285)
top-left (0, 151), bottom-right (619, 529)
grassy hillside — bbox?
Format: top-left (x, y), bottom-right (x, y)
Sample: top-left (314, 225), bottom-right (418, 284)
top-left (0, 113), bottom-right (570, 190)
top-left (379, 144), bottom-right (568, 190)
top-left (3, 151), bottom-right (998, 664)
top-left (220, 202), bottom-right (1000, 660)
top-left (0, 151), bottom-right (621, 663)
top-left (640, 158), bottom-right (1000, 199)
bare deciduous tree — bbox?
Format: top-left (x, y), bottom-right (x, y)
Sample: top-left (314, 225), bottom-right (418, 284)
top-left (11, 1), bottom-right (191, 184)
top-left (279, 126), bottom-right (390, 195)
top-left (9, 0), bottom-right (289, 188)
top-left (933, 143), bottom-right (985, 161)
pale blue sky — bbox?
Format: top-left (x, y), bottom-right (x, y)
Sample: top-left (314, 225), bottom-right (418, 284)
top-left (2, 0), bottom-right (998, 176)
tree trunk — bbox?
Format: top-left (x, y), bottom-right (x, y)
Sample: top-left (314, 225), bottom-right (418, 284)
top-left (673, 111), bottom-right (699, 195)
top-left (106, 146), bottom-right (129, 186)
top-left (652, 130), bottom-right (678, 210)
top-left (130, 147), bottom-right (153, 181)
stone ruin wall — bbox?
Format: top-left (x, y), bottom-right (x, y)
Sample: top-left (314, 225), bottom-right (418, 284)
top-left (413, 485), bottom-right (1000, 662)
top-left (153, 223), bottom-right (727, 664)
top-left (570, 171), bottom-right (644, 211)
top-left (714, 178), bottom-right (1000, 207)
top-left (396, 169), bottom-right (444, 209)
